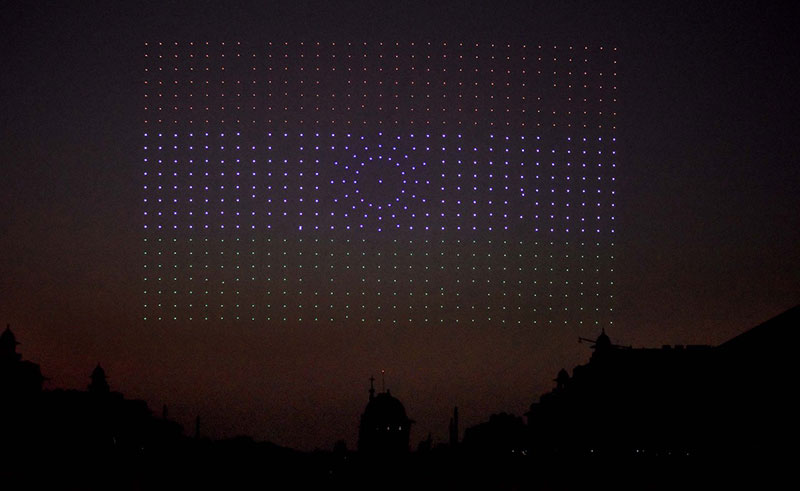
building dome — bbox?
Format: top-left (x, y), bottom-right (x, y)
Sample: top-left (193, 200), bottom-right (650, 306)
top-left (362, 391), bottom-right (409, 426)
top-left (358, 382), bottom-right (413, 454)
top-left (595, 329), bottom-right (611, 351)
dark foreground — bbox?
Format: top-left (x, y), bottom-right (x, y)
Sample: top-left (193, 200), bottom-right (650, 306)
top-left (1, 439), bottom-right (791, 491)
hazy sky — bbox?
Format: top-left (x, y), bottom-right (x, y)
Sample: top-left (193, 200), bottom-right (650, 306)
top-left (1, 1), bottom-right (798, 450)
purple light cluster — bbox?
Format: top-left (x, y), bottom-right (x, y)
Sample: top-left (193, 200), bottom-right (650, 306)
top-left (142, 42), bottom-right (616, 326)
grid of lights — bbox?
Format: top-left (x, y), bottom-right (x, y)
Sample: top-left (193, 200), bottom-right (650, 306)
top-left (143, 42), bottom-right (616, 326)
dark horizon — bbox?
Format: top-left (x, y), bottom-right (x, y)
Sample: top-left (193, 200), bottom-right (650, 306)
top-left (1, 1), bottom-right (798, 452)
top-left (2, 303), bottom-right (797, 491)
top-left (4, 302), bottom-right (797, 453)
top-left (4, 302), bottom-right (798, 448)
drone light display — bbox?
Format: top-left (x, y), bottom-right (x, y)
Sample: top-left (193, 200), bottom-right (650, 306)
top-left (143, 42), bottom-right (616, 327)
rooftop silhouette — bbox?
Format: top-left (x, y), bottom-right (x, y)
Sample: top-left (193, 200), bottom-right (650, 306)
top-left (1, 306), bottom-right (797, 489)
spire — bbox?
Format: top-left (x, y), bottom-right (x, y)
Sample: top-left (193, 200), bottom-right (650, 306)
top-left (449, 406), bottom-right (459, 446)
top-left (369, 375), bottom-right (375, 401)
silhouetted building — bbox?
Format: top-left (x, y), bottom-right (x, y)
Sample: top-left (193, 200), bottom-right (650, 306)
top-left (2, 335), bottom-right (184, 471)
top-left (0, 325), bottom-right (44, 396)
top-left (357, 376), bottom-right (413, 454)
top-left (527, 305), bottom-right (800, 460)
top-left (417, 432), bottom-right (433, 453)
top-left (713, 305), bottom-right (799, 456)
top-left (462, 412), bottom-right (527, 455)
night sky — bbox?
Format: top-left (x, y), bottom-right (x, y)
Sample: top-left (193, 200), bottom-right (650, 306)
top-left (2, 1), bottom-right (798, 451)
